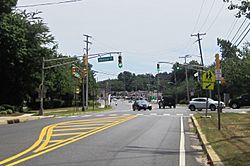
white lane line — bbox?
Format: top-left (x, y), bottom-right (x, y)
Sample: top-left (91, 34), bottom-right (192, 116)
top-left (123, 114), bottom-right (130, 116)
top-left (179, 116), bottom-right (185, 166)
top-left (163, 114), bottom-right (170, 116)
top-left (189, 114), bottom-right (194, 116)
top-left (69, 116), bottom-right (78, 118)
top-left (176, 114), bottom-right (183, 116)
top-left (96, 114), bottom-right (104, 117)
top-left (55, 116), bottom-right (63, 119)
top-left (137, 114), bottom-right (143, 116)
top-left (81, 115), bottom-right (91, 117)
top-left (150, 113), bottom-right (157, 116)
top-left (109, 114), bottom-right (117, 116)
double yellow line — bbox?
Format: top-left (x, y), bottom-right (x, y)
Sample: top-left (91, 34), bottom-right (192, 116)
top-left (0, 115), bottom-right (137, 166)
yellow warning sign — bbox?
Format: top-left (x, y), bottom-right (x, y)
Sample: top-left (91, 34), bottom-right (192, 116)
top-left (202, 82), bottom-right (214, 90)
top-left (202, 70), bottom-right (215, 83)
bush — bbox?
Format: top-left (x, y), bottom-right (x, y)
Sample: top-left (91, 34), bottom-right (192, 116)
top-left (6, 109), bottom-right (13, 114)
top-left (0, 106), bottom-right (5, 111)
top-left (1, 104), bottom-right (15, 111)
top-left (52, 99), bottom-right (64, 108)
top-left (179, 99), bottom-right (188, 104)
top-left (0, 111), bottom-right (7, 115)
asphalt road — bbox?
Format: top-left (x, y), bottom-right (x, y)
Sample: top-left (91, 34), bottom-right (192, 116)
top-left (0, 100), bottom-right (207, 166)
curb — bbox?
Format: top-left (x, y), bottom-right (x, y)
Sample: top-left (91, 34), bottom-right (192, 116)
top-left (0, 115), bottom-right (54, 125)
top-left (191, 116), bottom-right (224, 166)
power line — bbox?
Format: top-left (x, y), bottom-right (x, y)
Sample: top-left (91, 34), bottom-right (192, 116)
top-left (234, 23), bottom-right (250, 46)
top-left (225, 18), bottom-right (239, 40)
top-left (192, 0), bottom-right (206, 33)
top-left (205, 2), bottom-right (226, 33)
top-left (231, 17), bottom-right (247, 43)
top-left (236, 28), bottom-right (250, 46)
top-left (16, 0), bottom-right (84, 8)
top-left (199, 0), bottom-right (216, 32)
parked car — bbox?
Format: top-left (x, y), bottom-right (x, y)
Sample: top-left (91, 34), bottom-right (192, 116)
top-left (229, 94), bottom-right (250, 109)
top-left (188, 98), bottom-right (225, 111)
top-left (132, 99), bottom-right (152, 111)
top-left (158, 97), bottom-right (176, 109)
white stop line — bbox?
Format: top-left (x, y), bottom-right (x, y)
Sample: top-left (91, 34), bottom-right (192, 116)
top-left (179, 116), bottom-right (185, 166)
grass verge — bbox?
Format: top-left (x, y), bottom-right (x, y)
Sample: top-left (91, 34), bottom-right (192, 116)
top-left (43, 106), bottom-right (112, 116)
top-left (194, 113), bottom-right (250, 166)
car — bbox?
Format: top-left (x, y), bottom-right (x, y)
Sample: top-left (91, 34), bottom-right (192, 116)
top-left (132, 99), bottom-right (152, 111)
top-left (229, 94), bottom-right (250, 109)
top-left (158, 97), bottom-right (176, 109)
top-left (188, 98), bottom-right (225, 111)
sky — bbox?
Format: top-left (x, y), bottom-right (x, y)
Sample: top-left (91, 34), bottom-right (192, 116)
top-left (17, 0), bottom-right (249, 81)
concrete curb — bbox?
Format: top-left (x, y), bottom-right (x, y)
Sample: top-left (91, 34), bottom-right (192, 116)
top-left (191, 116), bottom-right (224, 166)
top-left (0, 115), bottom-right (54, 125)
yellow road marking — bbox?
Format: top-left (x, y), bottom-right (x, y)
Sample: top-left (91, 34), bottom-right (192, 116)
top-left (48, 140), bottom-right (63, 143)
top-left (1, 115), bottom-right (137, 166)
top-left (53, 127), bottom-right (96, 131)
top-left (52, 132), bottom-right (86, 136)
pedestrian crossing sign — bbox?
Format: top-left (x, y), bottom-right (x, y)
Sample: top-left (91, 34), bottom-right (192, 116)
top-left (202, 70), bottom-right (215, 83)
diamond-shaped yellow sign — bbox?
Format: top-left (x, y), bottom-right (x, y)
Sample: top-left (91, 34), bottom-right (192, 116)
top-left (202, 82), bottom-right (214, 90)
top-left (202, 70), bottom-right (215, 83)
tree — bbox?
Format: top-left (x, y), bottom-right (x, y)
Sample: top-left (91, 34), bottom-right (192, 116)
top-left (0, 8), bottom-right (56, 107)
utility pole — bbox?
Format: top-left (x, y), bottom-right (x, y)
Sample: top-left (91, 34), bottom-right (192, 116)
top-left (83, 34), bottom-right (92, 110)
top-left (179, 55), bottom-right (191, 102)
top-left (191, 33), bottom-right (206, 66)
top-left (39, 57), bottom-right (45, 115)
top-left (191, 33), bottom-right (206, 97)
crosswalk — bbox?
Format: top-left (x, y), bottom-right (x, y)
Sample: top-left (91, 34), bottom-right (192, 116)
top-left (55, 113), bottom-right (194, 119)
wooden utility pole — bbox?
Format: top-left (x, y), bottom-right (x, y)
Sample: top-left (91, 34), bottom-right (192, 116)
top-left (83, 34), bottom-right (92, 110)
top-left (191, 33), bottom-right (206, 66)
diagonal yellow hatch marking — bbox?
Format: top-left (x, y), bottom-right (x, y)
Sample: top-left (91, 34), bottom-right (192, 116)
top-left (0, 115), bottom-right (137, 166)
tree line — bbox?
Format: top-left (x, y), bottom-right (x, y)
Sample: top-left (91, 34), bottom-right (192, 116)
top-left (0, 0), bottom-right (97, 112)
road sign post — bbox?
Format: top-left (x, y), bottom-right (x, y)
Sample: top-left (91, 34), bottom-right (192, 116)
top-left (215, 53), bottom-right (222, 130)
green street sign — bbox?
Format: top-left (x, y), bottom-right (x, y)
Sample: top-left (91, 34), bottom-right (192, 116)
top-left (98, 56), bottom-right (114, 62)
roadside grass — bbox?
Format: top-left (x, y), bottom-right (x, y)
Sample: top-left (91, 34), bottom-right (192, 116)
top-left (42, 106), bottom-right (112, 116)
top-left (194, 113), bottom-right (250, 166)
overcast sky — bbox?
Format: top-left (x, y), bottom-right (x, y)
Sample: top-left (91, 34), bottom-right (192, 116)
top-left (17, 0), bottom-right (249, 81)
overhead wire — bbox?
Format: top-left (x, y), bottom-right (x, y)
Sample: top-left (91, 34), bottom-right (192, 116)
top-left (16, 0), bottom-right (84, 8)
top-left (236, 28), bottom-right (250, 46)
top-left (225, 18), bottom-right (239, 40)
top-left (234, 22), bottom-right (250, 46)
top-left (192, 0), bottom-right (206, 33)
top-left (231, 17), bottom-right (247, 43)
top-left (199, 0), bottom-right (216, 32)
top-left (205, 2), bottom-right (226, 33)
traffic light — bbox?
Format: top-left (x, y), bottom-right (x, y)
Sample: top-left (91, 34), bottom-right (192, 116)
top-left (83, 54), bottom-right (88, 67)
top-left (71, 65), bottom-right (76, 75)
top-left (176, 62), bottom-right (180, 70)
top-left (118, 55), bottom-right (122, 68)
top-left (83, 68), bottom-right (87, 78)
top-left (215, 54), bottom-right (221, 70)
top-left (157, 63), bottom-right (160, 72)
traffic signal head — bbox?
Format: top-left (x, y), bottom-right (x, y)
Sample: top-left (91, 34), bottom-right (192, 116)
top-left (71, 65), bottom-right (76, 75)
top-left (118, 55), bottom-right (122, 68)
top-left (157, 63), bottom-right (160, 72)
top-left (215, 54), bottom-right (221, 69)
top-left (176, 62), bottom-right (180, 70)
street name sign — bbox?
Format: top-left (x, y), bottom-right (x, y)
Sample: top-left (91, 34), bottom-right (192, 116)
top-left (98, 56), bottom-right (114, 62)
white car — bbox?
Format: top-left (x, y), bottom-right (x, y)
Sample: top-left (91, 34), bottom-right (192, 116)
top-left (188, 98), bottom-right (225, 111)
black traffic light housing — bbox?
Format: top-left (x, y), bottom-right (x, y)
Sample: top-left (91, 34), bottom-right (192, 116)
top-left (118, 55), bottom-right (122, 68)
top-left (157, 63), bottom-right (160, 72)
